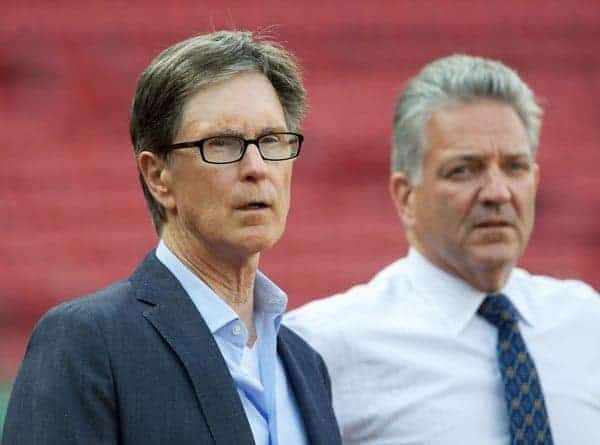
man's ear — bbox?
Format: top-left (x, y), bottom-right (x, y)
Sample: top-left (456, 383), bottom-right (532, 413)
top-left (389, 172), bottom-right (416, 228)
top-left (137, 151), bottom-right (176, 211)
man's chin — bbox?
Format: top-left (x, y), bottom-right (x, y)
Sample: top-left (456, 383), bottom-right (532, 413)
top-left (235, 227), bottom-right (282, 254)
top-left (468, 244), bottom-right (519, 270)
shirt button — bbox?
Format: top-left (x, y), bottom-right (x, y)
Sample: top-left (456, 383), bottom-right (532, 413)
top-left (232, 324), bottom-right (242, 336)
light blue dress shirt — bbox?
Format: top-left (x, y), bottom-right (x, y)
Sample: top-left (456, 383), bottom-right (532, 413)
top-left (156, 241), bottom-right (307, 445)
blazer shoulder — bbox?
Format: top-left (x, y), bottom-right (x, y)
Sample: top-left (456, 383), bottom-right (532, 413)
top-left (23, 279), bottom-right (141, 359)
top-left (3, 283), bottom-right (129, 444)
top-left (278, 325), bottom-right (331, 386)
top-left (278, 324), bottom-right (322, 360)
top-left (45, 278), bottom-right (135, 321)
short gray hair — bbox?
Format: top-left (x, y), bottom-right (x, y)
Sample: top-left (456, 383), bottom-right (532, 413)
top-left (130, 30), bottom-right (306, 233)
top-left (392, 54), bottom-right (542, 183)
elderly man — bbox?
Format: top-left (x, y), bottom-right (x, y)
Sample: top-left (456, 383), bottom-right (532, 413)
top-left (286, 55), bottom-right (600, 444)
top-left (3, 31), bottom-right (341, 445)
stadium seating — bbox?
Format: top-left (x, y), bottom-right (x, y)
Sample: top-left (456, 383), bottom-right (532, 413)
top-left (2, 1), bottom-right (599, 379)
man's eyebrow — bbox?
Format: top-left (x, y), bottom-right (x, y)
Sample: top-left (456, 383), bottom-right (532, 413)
top-left (442, 154), bottom-right (484, 163)
top-left (504, 152), bottom-right (534, 159)
top-left (442, 149), bottom-right (533, 163)
top-left (258, 126), bottom-right (288, 136)
top-left (208, 126), bottom-right (288, 138)
top-left (211, 128), bottom-right (243, 137)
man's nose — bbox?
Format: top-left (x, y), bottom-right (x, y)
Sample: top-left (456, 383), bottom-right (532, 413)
top-left (239, 143), bottom-right (268, 178)
top-left (478, 169), bottom-right (511, 205)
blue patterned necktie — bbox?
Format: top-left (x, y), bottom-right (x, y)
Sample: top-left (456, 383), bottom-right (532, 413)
top-left (478, 293), bottom-right (554, 445)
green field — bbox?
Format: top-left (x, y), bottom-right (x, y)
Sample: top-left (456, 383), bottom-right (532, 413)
top-left (0, 384), bottom-right (10, 439)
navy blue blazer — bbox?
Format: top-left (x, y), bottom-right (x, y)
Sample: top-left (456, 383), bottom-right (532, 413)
top-left (3, 251), bottom-right (341, 445)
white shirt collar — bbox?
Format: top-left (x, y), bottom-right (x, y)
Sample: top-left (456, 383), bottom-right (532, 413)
top-left (404, 248), bottom-right (535, 335)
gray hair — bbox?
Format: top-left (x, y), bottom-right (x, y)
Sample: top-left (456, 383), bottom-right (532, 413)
top-left (392, 54), bottom-right (542, 183)
top-left (130, 30), bottom-right (306, 233)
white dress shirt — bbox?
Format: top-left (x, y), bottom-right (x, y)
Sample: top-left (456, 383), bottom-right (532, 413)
top-left (284, 248), bottom-right (600, 445)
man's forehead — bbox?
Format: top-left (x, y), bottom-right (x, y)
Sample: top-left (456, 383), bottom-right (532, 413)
top-left (175, 72), bottom-right (286, 140)
top-left (428, 100), bottom-right (525, 134)
top-left (425, 100), bottom-right (533, 161)
top-left (435, 145), bottom-right (534, 161)
top-left (177, 120), bottom-right (287, 140)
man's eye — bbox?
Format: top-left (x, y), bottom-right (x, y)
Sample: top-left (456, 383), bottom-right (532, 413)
top-left (451, 166), bottom-right (467, 174)
top-left (260, 134), bottom-right (281, 145)
top-left (507, 162), bottom-right (531, 172)
top-left (206, 137), bottom-right (237, 149)
top-left (447, 165), bottom-right (472, 178)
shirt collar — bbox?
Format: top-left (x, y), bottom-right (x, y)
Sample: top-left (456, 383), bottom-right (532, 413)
top-left (155, 240), bottom-right (288, 335)
top-left (253, 269), bottom-right (288, 323)
top-left (500, 271), bottom-right (536, 328)
top-left (404, 248), bottom-right (535, 335)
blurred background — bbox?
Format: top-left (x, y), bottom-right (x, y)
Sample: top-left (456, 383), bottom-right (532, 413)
top-left (1, 0), bottom-right (599, 429)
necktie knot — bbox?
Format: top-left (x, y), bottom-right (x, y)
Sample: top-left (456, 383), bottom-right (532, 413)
top-left (478, 293), bottom-right (518, 327)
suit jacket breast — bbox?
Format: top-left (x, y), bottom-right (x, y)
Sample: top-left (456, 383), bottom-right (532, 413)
top-left (2, 251), bottom-right (342, 445)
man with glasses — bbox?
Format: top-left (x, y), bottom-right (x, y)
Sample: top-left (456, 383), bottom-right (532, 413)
top-left (3, 31), bottom-right (341, 445)
top-left (286, 54), bottom-right (600, 444)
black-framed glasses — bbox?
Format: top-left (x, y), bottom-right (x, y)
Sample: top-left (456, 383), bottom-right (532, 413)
top-left (162, 132), bottom-right (303, 164)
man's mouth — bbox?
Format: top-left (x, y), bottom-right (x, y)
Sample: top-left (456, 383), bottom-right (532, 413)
top-left (238, 201), bottom-right (270, 210)
top-left (474, 220), bottom-right (511, 228)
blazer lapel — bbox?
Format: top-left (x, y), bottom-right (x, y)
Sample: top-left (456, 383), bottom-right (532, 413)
top-left (277, 328), bottom-right (341, 445)
top-left (130, 251), bottom-right (255, 445)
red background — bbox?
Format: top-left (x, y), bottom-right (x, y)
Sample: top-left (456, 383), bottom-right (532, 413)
top-left (1, 1), bottom-right (599, 380)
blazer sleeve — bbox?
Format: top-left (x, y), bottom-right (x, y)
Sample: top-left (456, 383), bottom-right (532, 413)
top-left (2, 302), bottom-right (119, 445)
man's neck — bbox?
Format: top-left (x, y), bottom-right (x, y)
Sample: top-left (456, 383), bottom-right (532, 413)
top-left (458, 266), bottom-right (511, 293)
top-left (161, 227), bottom-right (258, 342)
top-left (410, 243), bottom-right (512, 293)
